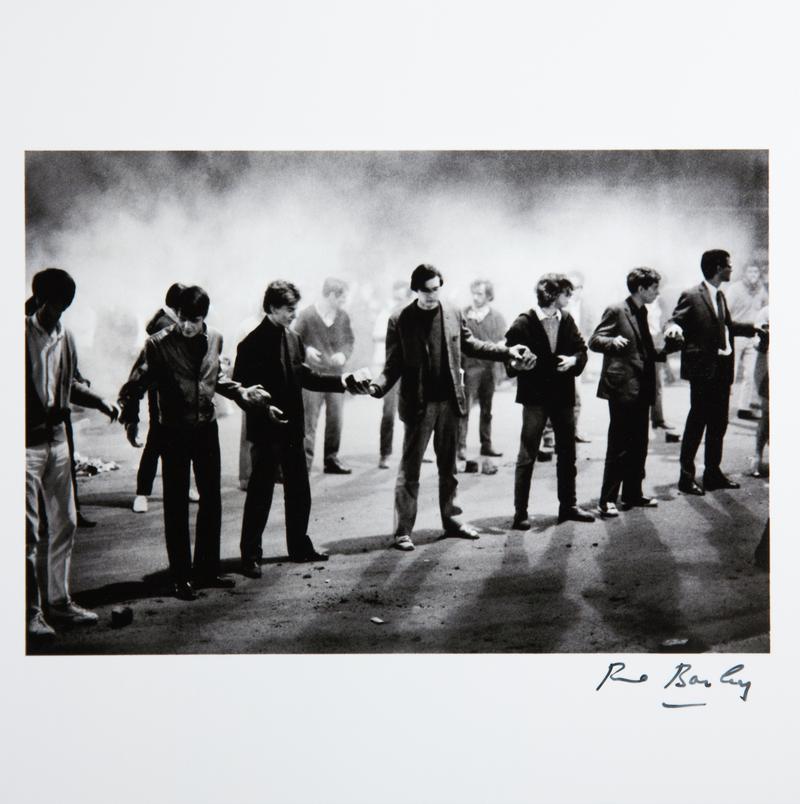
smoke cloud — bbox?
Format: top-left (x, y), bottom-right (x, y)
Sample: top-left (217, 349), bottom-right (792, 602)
top-left (25, 150), bottom-right (768, 393)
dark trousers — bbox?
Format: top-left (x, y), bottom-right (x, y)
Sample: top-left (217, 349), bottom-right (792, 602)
top-left (240, 435), bottom-right (315, 561)
top-left (160, 422), bottom-right (222, 584)
top-left (303, 388), bottom-right (344, 468)
top-left (679, 369), bottom-right (732, 479)
top-left (136, 390), bottom-right (163, 495)
top-left (514, 403), bottom-right (577, 515)
top-left (380, 382), bottom-right (399, 459)
top-left (457, 365), bottom-right (496, 455)
top-left (600, 399), bottom-right (650, 504)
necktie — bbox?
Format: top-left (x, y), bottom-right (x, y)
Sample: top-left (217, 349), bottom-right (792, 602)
top-left (715, 290), bottom-right (727, 349)
top-left (637, 306), bottom-right (656, 360)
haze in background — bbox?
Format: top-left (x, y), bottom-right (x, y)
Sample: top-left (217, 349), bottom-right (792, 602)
top-left (25, 151), bottom-right (768, 391)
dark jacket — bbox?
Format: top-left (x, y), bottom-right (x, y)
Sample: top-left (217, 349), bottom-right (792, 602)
top-left (119, 324), bottom-right (244, 429)
top-left (372, 300), bottom-right (510, 424)
top-left (233, 317), bottom-right (345, 444)
top-left (26, 321), bottom-right (105, 446)
top-left (145, 307), bottom-right (176, 336)
top-left (505, 309), bottom-right (587, 407)
top-left (461, 307), bottom-right (507, 372)
top-left (589, 298), bottom-right (664, 404)
top-left (668, 282), bottom-right (756, 383)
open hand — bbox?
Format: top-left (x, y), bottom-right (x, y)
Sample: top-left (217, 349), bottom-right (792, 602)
top-left (242, 384), bottom-right (271, 407)
top-left (267, 405), bottom-right (288, 425)
top-left (610, 335), bottom-right (629, 350)
top-left (556, 354), bottom-right (577, 372)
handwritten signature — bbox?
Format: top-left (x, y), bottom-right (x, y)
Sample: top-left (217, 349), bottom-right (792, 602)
top-left (596, 661), bottom-right (751, 707)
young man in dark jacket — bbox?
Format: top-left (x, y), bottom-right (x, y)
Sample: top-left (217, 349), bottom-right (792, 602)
top-left (589, 267), bottom-right (666, 517)
top-left (368, 264), bottom-right (534, 551)
top-left (119, 286), bottom-right (269, 600)
top-left (506, 273), bottom-right (595, 529)
top-left (234, 280), bottom-right (369, 576)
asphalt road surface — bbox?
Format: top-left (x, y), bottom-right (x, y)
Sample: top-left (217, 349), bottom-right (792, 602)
top-left (27, 375), bottom-right (770, 655)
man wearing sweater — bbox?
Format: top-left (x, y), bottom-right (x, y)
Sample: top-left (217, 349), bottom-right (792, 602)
top-left (457, 279), bottom-right (507, 470)
top-left (294, 277), bottom-right (356, 474)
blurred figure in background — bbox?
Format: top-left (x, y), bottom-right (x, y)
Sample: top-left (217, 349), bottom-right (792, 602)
top-left (565, 270), bottom-right (593, 444)
top-left (372, 279), bottom-right (412, 469)
top-left (131, 283), bottom-right (191, 513)
top-left (726, 263), bottom-right (768, 420)
top-left (645, 280), bottom-right (680, 443)
top-left (457, 279), bottom-right (507, 474)
top-left (295, 277), bottom-right (355, 474)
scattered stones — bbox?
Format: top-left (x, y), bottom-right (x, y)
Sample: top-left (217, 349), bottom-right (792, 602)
top-left (302, 573), bottom-right (312, 579)
top-left (110, 606), bottom-right (133, 628)
top-left (370, 617), bottom-right (385, 625)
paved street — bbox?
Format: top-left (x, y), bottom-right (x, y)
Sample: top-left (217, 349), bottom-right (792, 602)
top-left (28, 374), bottom-right (769, 654)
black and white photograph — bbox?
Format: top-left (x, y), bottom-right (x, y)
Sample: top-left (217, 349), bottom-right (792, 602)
top-left (3, 2), bottom-right (798, 803)
top-left (23, 149), bottom-right (770, 656)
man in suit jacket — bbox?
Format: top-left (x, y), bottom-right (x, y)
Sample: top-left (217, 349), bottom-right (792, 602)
top-left (505, 273), bottom-right (595, 528)
top-left (664, 249), bottom-right (761, 494)
top-left (589, 267), bottom-right (666, 517)
top-left (368, 264), bottom-right (534, 551)
top-left (234, 280), bottom-right (368, 576)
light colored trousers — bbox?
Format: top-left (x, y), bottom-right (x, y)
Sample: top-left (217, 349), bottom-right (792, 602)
top-left (735, 337), bottom-right (759, 411)
top-left (26, 432), bottom-right (76, 613)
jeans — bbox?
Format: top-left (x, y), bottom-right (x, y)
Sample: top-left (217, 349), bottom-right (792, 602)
top-left (160, 421), bottom-right (222, 583)
top-left (457, 365), bottom-right (496, 455)
top-left (303, 388), bottom-right (344, 468)
top-left (514, 403), bottom-right (577, 515)
top-left (394, 400), bottom-right (461, 537)
top-left (26, 429), bottom-right (76, 613)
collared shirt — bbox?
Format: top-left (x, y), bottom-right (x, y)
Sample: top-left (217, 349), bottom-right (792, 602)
top-left (702, 280), bottom-right (732, 356)
top-left (465, 304), bottom-right (491, 323)
top-left (26, 313), bottom-right (65, 408)
top-left (535, 306), bottom-right (561, 353)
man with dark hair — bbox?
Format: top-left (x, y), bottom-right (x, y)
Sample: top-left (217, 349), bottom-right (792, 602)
top-left (119, 285), bottom-right (270, 600)
top-left (131, 282), bottom-right (186, 513)
top-left (369, 264), bottom-right (535, 551)
top-left (664, 250), bottom-right (762, 494)
top-left (457, 279), bottom-right (507, 472)
top-left (26, 268), bottom-right (119, 638)
top-left (234, 280), bottom-right (370, 575)
top-left (506, 273), bottom-right (595, 529)
top-left (589, 268), bottom-right (666, 517)
top-left (294, 276), bottom-right (356, 473)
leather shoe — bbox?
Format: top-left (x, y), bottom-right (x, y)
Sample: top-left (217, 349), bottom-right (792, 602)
top-left (324, 458), bottom-right (352, 475)
top-left (558, 506), bottom-right (595, 524)
top-left (480, 448), bottom-right (503, 457)
top-left (77, 512), bottom-right (97, 528)
top-left (703, 473), bottom-right (740, 490)
top-left (678, 475), bottom-right (705, 495)
top-left (575, 434), bottom-right (592, 444)
top-left (173, 581), bottom-right (196, 601)
top-left (444, 524), bottom-right (480, 540)
top-left (290, 550), bottom-right (329, 563)
top-left (665, 432), bottom-right (681, 443)
top-left (511, 514), bottom-right (531, 530)
top-left (241, 560), bottom-right (263, 579)
top-left (195, 574), bottom-right (236, 589)
top-left (537, 450), bottom-right (553, 462)
top-left (619, 497), bottom-right (658, 510)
